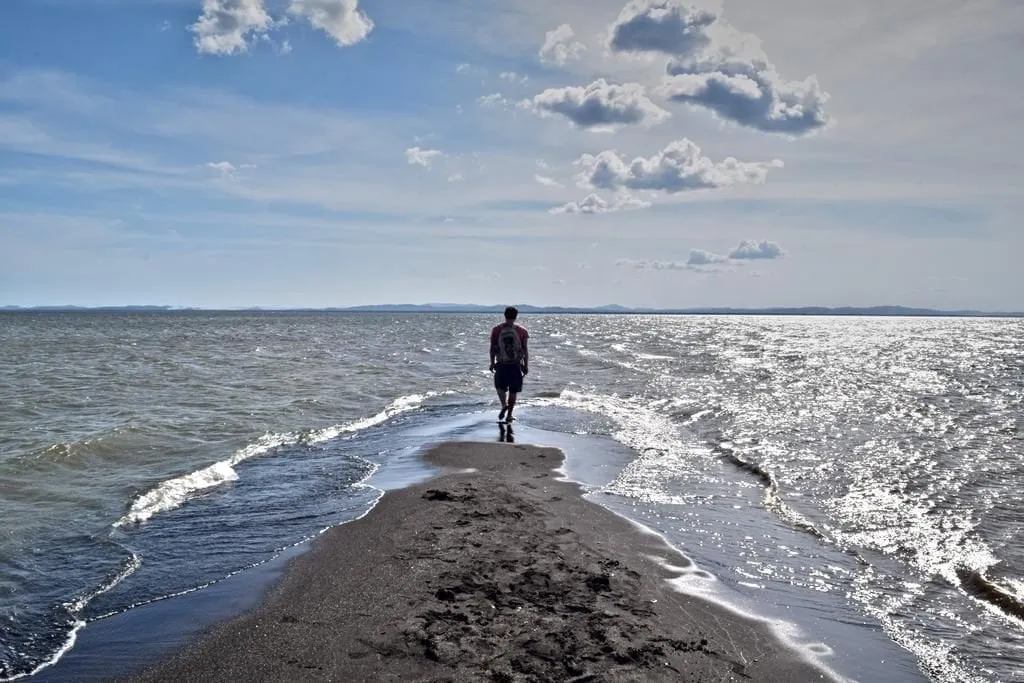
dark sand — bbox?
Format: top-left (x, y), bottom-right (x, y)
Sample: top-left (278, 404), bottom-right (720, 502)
top-left (130, 443), bottom-right (843, 682)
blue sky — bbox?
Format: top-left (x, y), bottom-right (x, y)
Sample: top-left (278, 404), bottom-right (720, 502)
top-left (1, 0), bottom-right (1022, 309)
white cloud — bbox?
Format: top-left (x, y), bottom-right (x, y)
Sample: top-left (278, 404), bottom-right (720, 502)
top-left (575, 138), bottom-right (782, 194)
top-left (534, 174), bottom-right (563, 188)
top-left (616, 258), bottom-right (688, 270)
top-left (455, 63), bottom-right (472, 74)
top-left (288, 0), bottom-right (373, 47)
top-left (523, 78), bottom-right (669, 129)
top-left (499, 71), bottom-right (529, 84)
top-left (539, 23), bottom-right (587, 66)
top-left (604, 0), bottom-right (830, 135)
top-left (615, 192), bottom-right (653, 211)
top-left (205, 161), bottom-right (255, 179)
top-left (661, 50), bottom-right (830, 136)
top-left (686, 248), bottom-right (727, 266)
top-left (551, 191), bottom-right (651, 215)
top-left (608, 0), bottom-right (716, 56)
top-left (191, 0), bottom-right (371, 54)
top-left (447, 173), bottom-right (465, 182)
top-left (477, 93), bottom-right (509, 108)
top-left (728, 239), bottom-right (785, 260)
top-left (206, 161), bottom-right (237, 177)
top-left (550, 193), bottom-right (610, 214)
top-left (191, 0), bottom-right (272, 55)
top-left (405, 146), bottom-right (443, 168)
top-left (618, 240), bottom-right (785, 272)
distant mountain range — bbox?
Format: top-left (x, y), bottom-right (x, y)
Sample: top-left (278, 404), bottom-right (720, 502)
top-left (335, 303), bottom-right (1024, 317)
top-left (2, 304), bottom-right (1022, 317)
top-left (1, 305), bottom-right (194, 312)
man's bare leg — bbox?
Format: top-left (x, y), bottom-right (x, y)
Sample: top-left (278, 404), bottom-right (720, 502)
top-left (496, 387), bottom-right (508, 421)
top-left (505, 391), bottom-right (518, 422)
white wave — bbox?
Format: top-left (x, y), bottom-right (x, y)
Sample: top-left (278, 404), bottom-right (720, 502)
top-left (65, 548), bottom-right (142, 614)
top-left (115, 460), bottom-right (242, 527)
top-left (302, 392), bottom-right (442, 444)
top-left (849, 569), bottom-right (988, 683)
top-left (2, 549), bottom-right (143, 683)
top-left (830, 475), bottom-right (998, 588)
top-left (574, 346), bottom-right (651, 375)
top-left (113, 392), bottom-right (442, 528)
top-left (685, 408), bottom-right (713, 424)
top-left (531, 389), bottom-right (711, 505)
top-left (0, 616), bottom-right (86, 682)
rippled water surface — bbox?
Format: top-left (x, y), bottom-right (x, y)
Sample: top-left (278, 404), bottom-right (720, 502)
top-left (1, 312), bottom-right (1021, 681)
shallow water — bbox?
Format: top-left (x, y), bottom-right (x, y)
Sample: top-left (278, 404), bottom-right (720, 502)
top-left (1, 312), bottom-right (1021, 681)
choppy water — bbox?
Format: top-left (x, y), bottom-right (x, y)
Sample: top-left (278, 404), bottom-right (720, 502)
top-left (1, 312), bottom-right (1021, 682)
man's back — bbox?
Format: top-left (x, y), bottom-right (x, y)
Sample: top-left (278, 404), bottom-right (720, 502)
top-left (491, 322), bottom-right (528, 365)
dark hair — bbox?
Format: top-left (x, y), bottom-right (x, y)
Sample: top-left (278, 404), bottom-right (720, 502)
top-left (504, 306), bottom-right (518, 320)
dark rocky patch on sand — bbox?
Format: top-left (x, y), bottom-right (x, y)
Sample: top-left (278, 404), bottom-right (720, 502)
top-left (379, 480), bottom-right (714, 681)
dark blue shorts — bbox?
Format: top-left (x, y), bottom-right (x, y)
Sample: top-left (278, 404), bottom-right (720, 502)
top-left (494, 363), bottom-right (523, 393)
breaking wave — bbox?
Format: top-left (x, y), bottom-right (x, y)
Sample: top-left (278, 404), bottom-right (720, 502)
top-left (114, 393), bottom-right (443, 528)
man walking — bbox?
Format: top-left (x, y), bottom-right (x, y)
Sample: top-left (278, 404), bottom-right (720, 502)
top-left (489, 306), bottom-right (529, 423)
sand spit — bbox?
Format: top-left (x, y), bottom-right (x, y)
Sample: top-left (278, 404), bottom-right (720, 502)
top-left (131, 442), bottom-right (841, 682)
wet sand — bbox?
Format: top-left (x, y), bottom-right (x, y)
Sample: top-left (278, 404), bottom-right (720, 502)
top-left (130, 442), bottom-right (843, 682)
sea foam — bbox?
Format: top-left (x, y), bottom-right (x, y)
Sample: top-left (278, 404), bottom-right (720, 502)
top-left (114, 392), bottom-right (443, 528)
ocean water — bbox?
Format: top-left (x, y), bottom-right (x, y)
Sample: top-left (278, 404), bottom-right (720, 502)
top-left (0, 312), bottom-right (1021, 682)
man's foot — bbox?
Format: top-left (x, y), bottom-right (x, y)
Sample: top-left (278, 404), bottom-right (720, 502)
top-left (498, 407), bottom-right (507, 422)
top-left (505, 413), bottom-right (514, 423)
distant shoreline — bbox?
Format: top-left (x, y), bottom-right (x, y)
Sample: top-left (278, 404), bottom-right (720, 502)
top-left (2, 304), bottom-right (1022, 317)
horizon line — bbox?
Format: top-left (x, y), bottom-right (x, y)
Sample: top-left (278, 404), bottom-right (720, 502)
top-left (2, 304), bottom-right (1022, 317)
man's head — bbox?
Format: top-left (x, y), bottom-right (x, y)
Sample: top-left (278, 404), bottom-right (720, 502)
top-left (504, 306), bottom-right (518, 322)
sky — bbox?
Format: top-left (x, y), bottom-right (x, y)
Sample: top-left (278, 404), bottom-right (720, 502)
top-left (1, 0), bottom-right (1022, 310)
